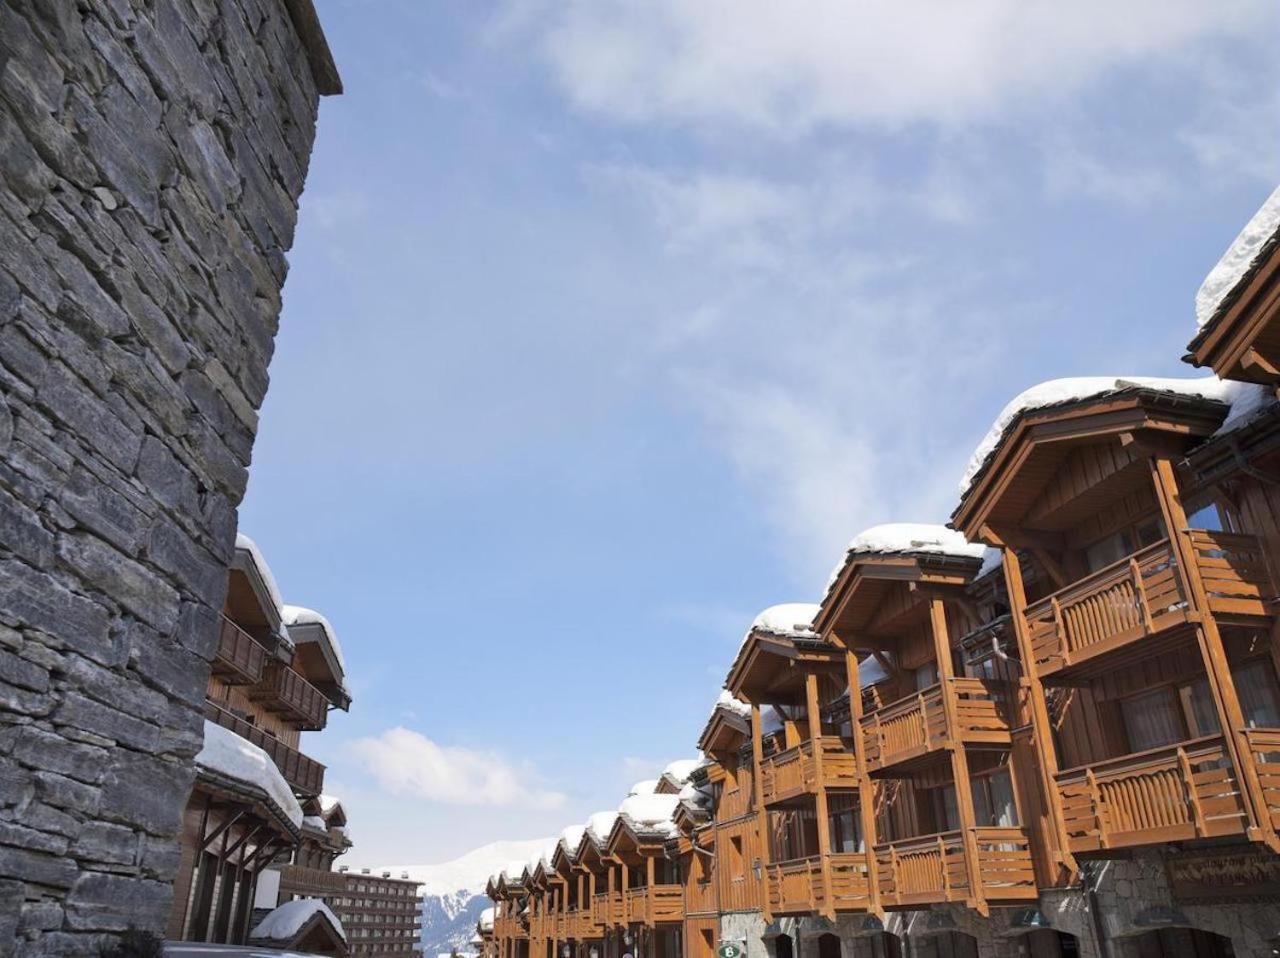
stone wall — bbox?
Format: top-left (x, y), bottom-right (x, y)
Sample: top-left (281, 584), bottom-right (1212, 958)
top-left (0, 0), bottom-right (336, 952)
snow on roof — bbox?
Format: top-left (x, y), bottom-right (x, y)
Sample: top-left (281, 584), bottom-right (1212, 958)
top-left (478, 907), bottom-right (496, 932)
top-left (196, 720), bottom-right (302, 828)
top-left (678, 781), bottom-right (711, 808)
top-left (250, 897), bottom-right (345, 943)
top-left (282, 604), bottom-right (349, 692)
top-left (558, 824), bottom-right (585, 860)
top-left (234, 532), bottom-right (284, 616)
top-left (661, 759), bottom-right (701, 785)
top-left (318, 794), bottom-right (344, 817)
top-left (617, 793), bottom-right (680, 838)
top-left (585, 811), bottom-right (618, 846)
top-left (628, 779), bottom-right (660, 797)
top-left (750, 603), bottom-right (820, 640)
top-left (822, 524), bottom-right (986, 600)
top-left (959, 376), bottom-right (1249, 497)
top-left (302, 815), bottom-right (327, 832)
top-left (1197, 185), bottom-right (1280, 332)
top-left (500, 859), bottom-right (529, 883)
top-left (715, 689), bottom-right (752, 719)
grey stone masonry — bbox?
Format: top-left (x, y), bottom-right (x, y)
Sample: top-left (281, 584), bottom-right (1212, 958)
top-left (0, 0), bottom-right (337, 953)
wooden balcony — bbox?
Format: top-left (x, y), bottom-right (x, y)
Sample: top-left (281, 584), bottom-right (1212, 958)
top-left (1025, 532), bottom-right (1274, 680)
top-left (591, 893), bottom-right (608, 927)
top-left (874, 828), bottom-right (1036, 909)
top-left (1246, 728), bottom-right (1280, 831)
top-left (860, 679), bottom-right (1012, 774)
top-left (205, 702), bottom-right (325, 796)
top-left (1056, 735), bottom-right (1248, 854)
top-left (623, 885), bottom-right (682, 925)
top-left (766, 853), bottom-right (871, 916)
top-left (211, 615), bottom-right (267, 685)
top-left (248, 663), bottom-right (329, 730)
top-left (760, 736), bottom-right (859, 806)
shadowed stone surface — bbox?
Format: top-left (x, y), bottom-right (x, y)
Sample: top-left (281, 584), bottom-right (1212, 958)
top-left (0, 0), bottom-right (335, 951)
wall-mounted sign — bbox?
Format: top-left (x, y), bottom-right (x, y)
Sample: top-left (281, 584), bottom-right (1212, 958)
top-left (1166, 847), bottom-right (1280, 902)
top-left (718, 941), bottom-right (744, 958)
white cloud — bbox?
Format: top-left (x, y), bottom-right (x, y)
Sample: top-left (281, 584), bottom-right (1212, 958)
top-left (1042, 141), bottom-right (1173, 206)
top-left (349, 727), bottom-right (567, 809)
top-left (507, 0), bottom-right (1269, 133)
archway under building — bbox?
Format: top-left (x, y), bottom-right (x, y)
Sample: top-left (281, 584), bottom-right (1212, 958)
top-left (818, 933), bottom-right (842, 958)
top-left (916, 932), bottom-right (978, 958)
top-left (775, 935), bottom-right (794, 958)
top-left (864, 933), bottom-right (902, 958)
top-left (1128, 928), bottom-right (1234, 958)
top-left (1012, 929), bottom-right (1080, 958)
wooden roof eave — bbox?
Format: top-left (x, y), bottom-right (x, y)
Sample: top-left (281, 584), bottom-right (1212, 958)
top-left (1186, 238), bottom-right (1280, 383)
top-left (726, 634), bottom-right (845, 703)
top-left (697, 709), bottom-right (749, 755)
top-left (952, 392), bottom-right (1232, 540)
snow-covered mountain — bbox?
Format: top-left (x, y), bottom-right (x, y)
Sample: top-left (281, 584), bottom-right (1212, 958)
top-left (377, 838), bottom-right (551, 956)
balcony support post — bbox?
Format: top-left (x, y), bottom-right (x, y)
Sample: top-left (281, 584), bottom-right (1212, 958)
top-left (929, 598), bottom-right (987, 915)
top-left (1151, 455), bottom-right (1277, 851)
top-left (805, 672), bottom-right (836, 919)
top-left (996, 541), bottom-right (1077, 884)
top-left (842, 646), bottom-right (883, 918)
top-left (751, 702), bottom-right (774, 922)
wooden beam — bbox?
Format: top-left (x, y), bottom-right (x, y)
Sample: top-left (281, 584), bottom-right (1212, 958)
top-left (845, 649), bottom-right (883, 919)
top-left (805, 672), bottom-right (836, 920)
top-left (1243, 346), bottom-right (1280, 379)
top-left (1119, 430), bottom-right (1189, 459)
top-left (1030, 547), bottom-right (1069, 590)
top-left (1150, 455), bottom-right (1279, 852)
top-left (751, 703), bottom-right (772, 923)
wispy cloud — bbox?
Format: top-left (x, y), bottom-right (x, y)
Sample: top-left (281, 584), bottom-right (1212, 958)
top-left (349, 727), bottom-right (567, 809)
top-left (505, 0), bottom-right (1269, 134)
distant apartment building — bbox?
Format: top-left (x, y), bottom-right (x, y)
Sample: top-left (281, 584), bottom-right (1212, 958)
top-left (328, 867), bottom-right (423, 957)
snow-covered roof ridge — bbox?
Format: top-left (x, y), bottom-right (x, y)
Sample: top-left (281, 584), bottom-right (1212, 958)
top-left (557, 824), bottom-right (586, 861)
top-left (749, 603), bottom-right (820, 640)
top-left (678, 780), bottom-right (712, 809)
top-left (1197, 185), bottom-right (1280, 332)
top-left (196, 720), bottom-right (302, 829)
top-left (281, 604), bottom-right (350, 693)
top-left (617, 793), bottom-right (680, 838)
top-left (585, 810), bottom-right (618, 846)
top-left (234, 533), bottom-right (285, 616)
top-left (250, 898), bottom-right (345, 943)
top-left (302, 815), bottom-right (327, 832)
top-left (821, 523), bottom-right (986, 601)
top-left (959, 375), bottom-right (1245, 497)
top-left (661, 758), bottom-right (701, 786)
top-left (715, 688), bottom-right (752, 720)
top-left (628, 779), bottom-right (660, 797)
top-left (478, 907), bottom-right (495, 932)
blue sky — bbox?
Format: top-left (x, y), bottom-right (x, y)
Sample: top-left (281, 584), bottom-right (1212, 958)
top-left (239, 0), bottom-right (1280, 866)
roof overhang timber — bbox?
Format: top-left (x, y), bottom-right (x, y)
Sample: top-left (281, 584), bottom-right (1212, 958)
top-left (815, 552), bottom-right (978, 648)
top-left (227, 549), bottom-right (284, 647)
top-left (606, 818), bottom-right (667, 861)
top-left (725, 633), bottom-right (845, 704)
top-left (697, 708), bottom-right (749, 755)
top-left (952, 390), bottom-right (1231, 541)
top-left (1186, 238), bottom-right (1280, 384)
top-left (574, 835), bottom-right (608, 873)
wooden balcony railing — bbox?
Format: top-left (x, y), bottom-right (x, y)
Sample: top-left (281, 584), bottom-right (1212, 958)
top-left (1025, 532), bottom-right (1274, 678)
top-left (766, 853), bottom-right (871, 916)
top-left (608, 890), bottom-right (626, 927)
top-left (860, 679), bottom-right (1012, 773)
top-left (759, 735), bottom-right (858, 806)
top-left (625, 887), bottom-right (647, 925)
top-left (248, 663), bottom-right (329, 730)
top-left (591, 892), bottom-right (608, 927)
top-left (1056, 735), bottom-right (1248, 853)
top-left (212, 615), bottom-right (267, 685)
top-left (204, 702), bottom-right (325, 796)
top-left (1245, 728), bottom-right (1280, 831)
top-left (624, 884), bottom-right (682, 924)
top-left (874, 828), bottom-right (1036, 908)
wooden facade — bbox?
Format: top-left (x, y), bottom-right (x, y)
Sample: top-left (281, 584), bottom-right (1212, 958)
top-left (167, 536), bottom-right (356, 947)
top-left (488, 201), bottom-right (1280, 958)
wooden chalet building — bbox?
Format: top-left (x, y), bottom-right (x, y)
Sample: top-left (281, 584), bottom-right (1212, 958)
top-left (166, 534), bottom-right (356, 947)
top-left (488, 188), bottom-right (1280, 958)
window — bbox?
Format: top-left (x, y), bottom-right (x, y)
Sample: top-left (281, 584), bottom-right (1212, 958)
top-left (1185, 501), bottom-right (1226, 532)
top-left (918, 785), bottom-right (959, 833)
top-left (1119, 679), bottom-right (1221, 754)
top-left (1234, 659), bottom-right (1280, 728)
top-left (827, 792), bottom-right (862, 852)
top-left (915, 662), bottom-right (939, 691)
top-left (970, 768), bottom-right (1018, 827)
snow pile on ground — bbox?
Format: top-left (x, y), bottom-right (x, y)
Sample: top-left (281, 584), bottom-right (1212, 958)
top-left (1197, 185), bottom-right (1280, 331)
top-left (959, 376), bottom-right (1255, 495)
top-left (250, 897), bottom-right (345, 942)
top-left (234, 533), bottom-right (284, 616)
top-left (195, 720), bottom-right (302, 828)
